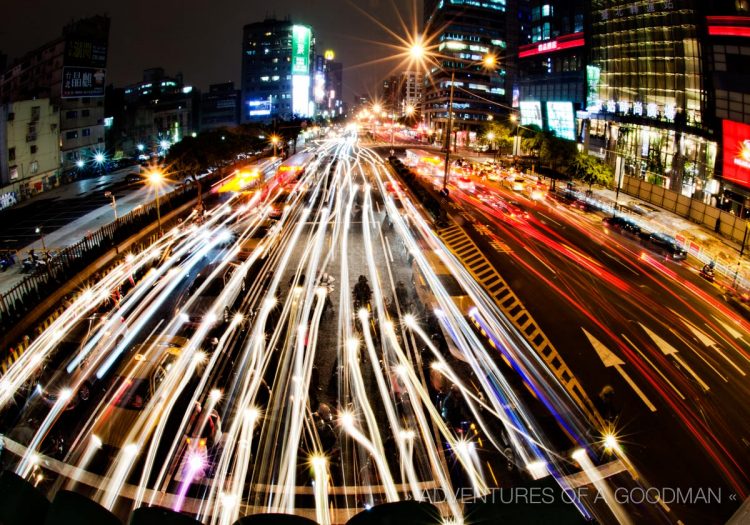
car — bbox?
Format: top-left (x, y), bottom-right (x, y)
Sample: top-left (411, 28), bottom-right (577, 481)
top-left (176, 263), bottom-right (228, 327)
top-left (603, 215), bottom-right (642, 237)
top-left (722, 290), bottom-right (750, 321)
top-left (503, 177), bottom-right (527, 192)
top-left (91, 336), bottom-right (210, 449)
top-left (125, 171), bottom-right (143, 184)
top-left (642, 232), bottom-right (687, 260)
top-left (486, 172), bottom-right (500, 182)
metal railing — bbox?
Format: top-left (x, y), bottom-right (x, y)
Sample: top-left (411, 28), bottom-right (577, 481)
top-left (0, 183), bottom-right (199, 331)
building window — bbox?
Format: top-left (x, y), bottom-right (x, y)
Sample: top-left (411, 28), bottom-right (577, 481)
top-left (30, 145), bottom-right (37, 154)
top-left (65, 110), bottom-right (78, 119)
top-left (65, 130), bottom-right (78, 140)
top-left (82, 128), bottom-right (91, 137)
top-left (31, 106), bottom-right (40, 120)
top-left (7, 112), bottom-right (14, 121)
top-left (81, 109), bottom-right (90, 117)
top-left (8, 147), bottom-right (15, 161)
top-left (30, 161), bottom-right (39, 174)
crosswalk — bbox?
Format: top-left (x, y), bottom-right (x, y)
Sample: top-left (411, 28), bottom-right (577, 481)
top-left (438, 224), bottom-right (605, 429)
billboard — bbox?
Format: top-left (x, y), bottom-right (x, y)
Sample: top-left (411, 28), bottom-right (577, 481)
top-left (546, 101), bottom-right (576, 141)
top-left (722, 120), bottom-right (750, 189)
top-left (62, 38), bottom-right (107, 98)
top-left (291, 25), bottom-right (311, 76)
top-left (291, 25), bottom-right (312, 117)
top-left (61, 67), bottom-right (106, 98)
top-left (520, 101), bottom-right (543, 129)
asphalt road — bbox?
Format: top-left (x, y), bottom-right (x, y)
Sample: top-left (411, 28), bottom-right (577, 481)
top-left (2, 137), bottom-right (745, 525)
top-left (440, 172), bottom-right (750, 524)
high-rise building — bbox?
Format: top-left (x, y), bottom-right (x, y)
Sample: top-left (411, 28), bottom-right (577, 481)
top-left (325, 56), bottom-right (344, 117)
top-left (516, 0), bottom-right (586, 114)
top-left (201, 82), bottom-right (240, 131)
top-left (586, 1), bottom-right (716, 200)
top-left (0, 16), bottom-right (110, 176)
top-left (112, 68), bottom-right (200, 156)
top-left (422, 0), bottom-right (516, 143)
top-left (240, 19), bottom-right (314, 122)
top-left (402, 70), bottom-right (424, 115)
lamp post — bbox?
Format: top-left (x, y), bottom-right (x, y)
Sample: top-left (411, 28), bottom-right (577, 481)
top-left (732, 223), bottom-right (750, 288)
top-left (410, 43), bottom-right (496, 193)
top-left (148, 170), bottom-right (163, 234)
top-left (442, 71), bottom-right (456, 194)
top-left (35, 226), bottom-right (47, 258)
top-left (104, 191), bottom-right (117, 220)
top-left (271, 135), bottom-right (280, 157)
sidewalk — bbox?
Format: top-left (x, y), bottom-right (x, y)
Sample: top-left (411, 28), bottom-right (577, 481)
top-left (588, 186), bottom-right (749, 290)
top-left (440, 148), bottom-right (750, 290)
top-left (0, 171), bottom-right (175, 296)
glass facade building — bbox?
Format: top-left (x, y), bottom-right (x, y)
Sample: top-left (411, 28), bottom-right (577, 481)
top-left (516, 0), bottom-right (587, 129)
top-left (587, 0), bottom-right (716, 198)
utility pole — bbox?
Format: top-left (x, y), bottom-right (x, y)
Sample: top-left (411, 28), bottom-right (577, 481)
top-left (442, 71), bottom-right (455, 194)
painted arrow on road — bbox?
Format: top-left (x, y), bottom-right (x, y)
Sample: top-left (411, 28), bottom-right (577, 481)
top-left (669, 310), bottom-right (746, 377)
top-left (583, 328), bottom-right (657, 412)
top-left (711, 314), bottom-right (746, 341)
top-left (639, 323), bottom-right (710, 392)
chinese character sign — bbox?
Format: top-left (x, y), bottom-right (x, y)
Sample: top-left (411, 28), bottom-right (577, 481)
top-left (61, 67), bottom-right (106, 98)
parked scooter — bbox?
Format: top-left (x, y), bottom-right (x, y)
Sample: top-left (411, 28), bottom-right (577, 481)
top-left (0, 252), bottom-right (14, 272)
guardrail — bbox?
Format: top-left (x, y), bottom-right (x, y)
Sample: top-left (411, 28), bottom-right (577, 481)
top-left (0, 182), bottom-right (199, 332)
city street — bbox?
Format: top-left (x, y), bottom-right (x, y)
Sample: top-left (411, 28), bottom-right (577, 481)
top-left (2, 132), bottom-right (746, 524)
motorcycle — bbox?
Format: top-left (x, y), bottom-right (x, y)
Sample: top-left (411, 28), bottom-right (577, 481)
top-left (700, 264), bottom-right (715, 283)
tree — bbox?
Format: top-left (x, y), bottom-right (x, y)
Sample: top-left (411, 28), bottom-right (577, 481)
top-left (482, 122), bottom-right (513, 153)
top-left (541, 135), bottom-right (577, 172)
top-left (569, 152), bottom-right (614, 189)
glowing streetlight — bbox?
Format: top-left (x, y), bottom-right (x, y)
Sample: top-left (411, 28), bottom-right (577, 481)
top-left (270, 134), bottom-right (280, 157)
top-left (137, 144), bottom-right (145, 152)
top-left (75, 159), bottom-right (85, 169)
top-left (409, 42), bottom-right (426, 61)
top-left (372, 103), bottom-right (383, 114)
top-left (35, 226), bottom-right (47, 256)
top-left (148, 169), bottom-right (164, 234)
top-left (94, 152), bottom-right (106, 165)
top-left (405, 104), bottom-right (416, 117)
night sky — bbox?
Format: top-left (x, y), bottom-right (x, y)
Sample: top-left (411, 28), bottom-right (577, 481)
top-left (0, 0), bottom-right (422, 103)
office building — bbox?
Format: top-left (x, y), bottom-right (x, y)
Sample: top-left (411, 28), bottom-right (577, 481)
top-left (402, 70), bottom-right (423, 115)
top-left (0, 99), bottom-right (60, 201)
top-left (0, 16), bottom-right (110, 176)
top-left (704, 3), bottom-right (750, 215)
top-left (241, 19), bottom-right (314, 122)
top-left (422, 0), bottom-right (516, 146)
top-left (585, 0), bottom-right (716, 200)
top-left (113, 68), bottom-right (200, 156)
top-left (516, 0), bottom-right (586, 112)
top-left (201, 82), bottom-right (240, 131)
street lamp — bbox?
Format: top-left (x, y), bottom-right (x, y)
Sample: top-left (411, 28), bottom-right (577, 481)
top-left (35, 226), bottom-right (47, 256)
top-left (104, 191), bottom-right (117, 220)
top-left (441, 54), bottom-right (498, 193)
top-left (148, 170), bottom-right (164, 234)
top-left (270, 135), bottom-right (280, 157)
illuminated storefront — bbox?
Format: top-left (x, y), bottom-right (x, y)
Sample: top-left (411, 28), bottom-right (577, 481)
top-left (587, 0), bottom-right (716, 197)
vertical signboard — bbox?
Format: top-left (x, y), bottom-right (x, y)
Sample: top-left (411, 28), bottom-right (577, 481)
top-left (586, 65), bottom-right (601, 111)
top-left (520, 101), bottom-right (543, 128)
top-left (546, 101), bottom-right (576, 140)
top-left (62, 38), bottom-right (108, 98)
top-left (292, 25), bottom-right (311, 117)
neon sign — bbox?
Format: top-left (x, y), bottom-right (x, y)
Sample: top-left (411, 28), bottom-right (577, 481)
top-left (519, 32), bottom-right (585, 59)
